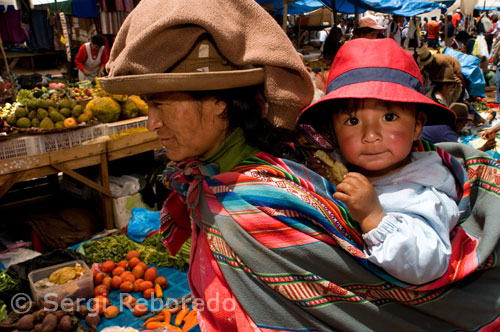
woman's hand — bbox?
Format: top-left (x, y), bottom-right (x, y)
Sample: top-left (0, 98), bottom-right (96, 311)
top-left (479, 137), bottom-right (497, 151)
top-left (333, 172), bottom-right (386, 233)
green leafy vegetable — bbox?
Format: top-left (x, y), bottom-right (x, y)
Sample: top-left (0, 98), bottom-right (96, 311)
top-left (83, 233), bottom-right (190, 270)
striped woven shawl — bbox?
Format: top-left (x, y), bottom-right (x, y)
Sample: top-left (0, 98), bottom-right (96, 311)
top-left (161, 140), bottom-right (500, 331)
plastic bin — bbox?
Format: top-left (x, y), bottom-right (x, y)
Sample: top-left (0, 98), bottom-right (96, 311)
top-left (41, 124), bottom-right (107, 152)
top-left (105, 116), bottom-right (148, 136)
top-left (28, 260), bottom-right (93, 305)
top-left (0, 136), bottom-right (44, 161)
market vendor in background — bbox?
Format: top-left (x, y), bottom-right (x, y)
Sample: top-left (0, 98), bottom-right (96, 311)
top-left (74, 34), bottom-right (109, 82)
top-left (352, 14), bottom-right (385, 39)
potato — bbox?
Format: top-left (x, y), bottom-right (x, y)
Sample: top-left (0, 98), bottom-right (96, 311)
top-left (41, 313), bottom-right (57, 332)
top-left (57, 315), bottom-right (73, 332)
top-left (15, 314), bottom-right (34, 330)
top-left (85, 313), bottom-right (100, 332)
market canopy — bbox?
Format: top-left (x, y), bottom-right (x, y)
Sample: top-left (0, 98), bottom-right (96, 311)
top-left (475, 0), bottom-right (500, 10)
top-left (320, 0), bottom-right (442, 15)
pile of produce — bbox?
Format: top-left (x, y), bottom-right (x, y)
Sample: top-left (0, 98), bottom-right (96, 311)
top-left (0, 300), bottom-right (96, 332)
top-left (33, 263), bottom-right (86, 290)
top-left (90, 250), bottom-right (198, 331)
top-left (82, 234), bottom-right (190, 270)
top-left (1, 97), bottom-right (90, 130)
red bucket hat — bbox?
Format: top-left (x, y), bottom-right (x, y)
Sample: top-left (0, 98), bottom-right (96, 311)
top-left (297, 38), bottom-right (456, 126)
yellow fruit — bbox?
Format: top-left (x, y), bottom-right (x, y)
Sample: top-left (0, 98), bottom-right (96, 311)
top-left (63, 117), bottom-right (77, 128)
top-left (128, 95), bottom-right (148, 116)
top-left (86, 97), bottom-right (120, 123)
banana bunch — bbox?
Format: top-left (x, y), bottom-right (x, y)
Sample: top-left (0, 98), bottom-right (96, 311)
top-left (0, 103), bottom-right (15, 120)
top-left (48, 264), bottom-right (85, 285)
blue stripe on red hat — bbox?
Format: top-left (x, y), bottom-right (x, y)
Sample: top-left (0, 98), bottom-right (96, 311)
top-left (326, 67), bottom-right (424, 95)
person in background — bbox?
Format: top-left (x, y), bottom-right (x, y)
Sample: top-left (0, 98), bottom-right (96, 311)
top-left (427, 16), bottom-right (441, 49)
top-left (421, 102), bottom-right (496, 151)
top-left (442, 14), bottom-right (455, 46)
top-left (386, 14), bottom-right (404, 46)
top-left (426, 67), bottom-right (458, 107)
top-left (490, 35), bottom-right (500, 103)
top-left (417, 46), bottom-right (464, 101)
top-left (74, 34), bottom-right (109, 82)
top-left (0, 75), bottom-right (12, 104)
top-left (452, 9), bottom-right (462, 28)
top-left (352, 14), bottom-right (385, 39)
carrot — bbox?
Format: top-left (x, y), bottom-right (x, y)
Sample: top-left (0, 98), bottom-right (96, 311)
top-left (146, 321), bottom-right (167, 330)
top-left (181, 311), bottom-right (198, 332)
top-left (141, 315), bottom-right (164, 327)
top-left (161, 309), bottom-right (172, 324)
top-left (174, 306), bottom-right (190, 326)
top-left (167, 306), bottom-right (181, 314)
top-left (155, 283), bottom-right (163, 298)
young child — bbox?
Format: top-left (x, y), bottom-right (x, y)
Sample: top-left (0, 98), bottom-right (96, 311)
top-left (298, 38), bottom-right (460, 285)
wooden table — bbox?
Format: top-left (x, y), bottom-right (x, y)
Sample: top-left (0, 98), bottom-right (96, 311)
top-left (5, 51), bottom-right (60, 71)
top-left (0, 131), bottom-right (162, 229)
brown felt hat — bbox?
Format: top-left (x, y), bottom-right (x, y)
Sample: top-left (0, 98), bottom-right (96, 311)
top-left (99, 0), bottom-right (315, 129)
top-left (100, 37), bottom-right (265, 94)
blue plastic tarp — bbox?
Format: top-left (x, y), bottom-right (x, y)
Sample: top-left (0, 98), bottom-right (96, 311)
top-left (319, 0), bottom-right (440, 15)
top-left (442, 47), bottom-right (486, 98)
top-left (255, 0), bottom-right (325, 15)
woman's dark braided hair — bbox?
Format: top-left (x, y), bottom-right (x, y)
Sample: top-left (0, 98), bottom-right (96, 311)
top-left (190, 85), bottom-right (304, 162)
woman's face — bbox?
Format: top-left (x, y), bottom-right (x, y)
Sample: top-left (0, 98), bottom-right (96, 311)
top-left (146, 92), bottom-right (229, 162)
top-left (332, 99), bottom-right (425, 178)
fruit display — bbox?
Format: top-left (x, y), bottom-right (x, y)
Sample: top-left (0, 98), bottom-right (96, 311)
top-left (88, 250), bottom-right (198, 331)
top-left (1, 98), bottom-right (92, 130)
top-left (0, 93), bottom-right (148, 131)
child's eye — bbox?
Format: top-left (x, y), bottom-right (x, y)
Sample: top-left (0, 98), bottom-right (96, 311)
top-left (384, 113), bottom-right (398, 122)
top-left (345, 117), bottom-right (359, 126)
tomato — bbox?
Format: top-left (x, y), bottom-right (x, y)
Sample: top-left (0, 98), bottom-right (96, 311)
top-left (101, 260), bottom-right (115, 274)
top-left (144, 267), bottom-right (158, 283)
top-left (104, 305), bottom-right (120, 319)
top-left (126, 250), bottom-right (141, 260)
top-left (132, 304), bottom-right (148, 317)
top-left (94, 285), bottom-right (109, 297)
top-left (154, 276), bottom-right (168, 289)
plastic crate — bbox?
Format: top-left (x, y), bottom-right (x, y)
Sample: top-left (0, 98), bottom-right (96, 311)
top-left (105, 116), bottom-right (148, 136)
top-left (0, 136), bottom-right (44, 161)
top-left (28, 260), bottom-right (93, 305)
top-left (41, 124), bottom-right (107, 152)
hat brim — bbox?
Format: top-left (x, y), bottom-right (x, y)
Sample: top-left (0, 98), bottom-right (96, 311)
top-left (99, 68), bottom-right (265, 95)
top-left (297, 81), bottom-right (456, 126)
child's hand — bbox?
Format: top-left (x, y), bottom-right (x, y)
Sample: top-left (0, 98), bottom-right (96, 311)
top-left (333, 172), bottom-right (386, 233)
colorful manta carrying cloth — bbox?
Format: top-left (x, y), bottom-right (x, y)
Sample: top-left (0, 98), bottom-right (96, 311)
top-left (160, 140), bottom-right (500, 331)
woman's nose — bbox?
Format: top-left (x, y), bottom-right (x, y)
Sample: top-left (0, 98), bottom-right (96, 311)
top-left (147, 108), bottom-right (163, 131)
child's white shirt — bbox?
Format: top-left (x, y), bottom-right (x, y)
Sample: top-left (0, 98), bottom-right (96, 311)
top-left (363, 151), bottom-right (460, 285)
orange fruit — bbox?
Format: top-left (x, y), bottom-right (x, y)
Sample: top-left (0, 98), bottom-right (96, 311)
top-left (143, 288), bottom-right (155, 299)
top-left (120, 281), bottom-right (134, 293)
top-left (116, 260), bottom-right (129, 269)
top-left (112, 266), bottom-right (125, 276)
top-left (122, 273), bottom-right (136, 284)
top-left (133, 279), bottom-right (144, 292)
top-left (154, 276), bottom-right (168, 289)
top-left (138, 281), bottom-right (153, 292)
top-left (63, 117), bottom-right (77, 128)
top-left (104, 305), bottom-right (120, 319)
top-left (126, 250), bottom-right (140, 260)
top-left (111, 276), bottom-right (122, 289)
top-left (94, 285), bottom-right (108, 297)
top-left (131, 265), bottom-right (144, 279)
top-left (132, 304), bottom-right (148, 317)
top-left (101, 260), bottom-right (115, 273)
top-left (94, 295), bottom-right (110, 307)
top-left (122, 295), bottom-right (136, 309)
top-left (102, 276), bottom-right (112, 290)
top-left (94, 272), bottom-right (106, 285)
top-left (128, 257), bottom-right (140, 269)
top-left (144, 267), bottom-right (158, 283)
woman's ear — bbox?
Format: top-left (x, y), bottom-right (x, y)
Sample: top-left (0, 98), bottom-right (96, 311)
top-left (413, 111), bottom-right (427, 140)
top-left (214, 98), bottom-right (227, 116)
